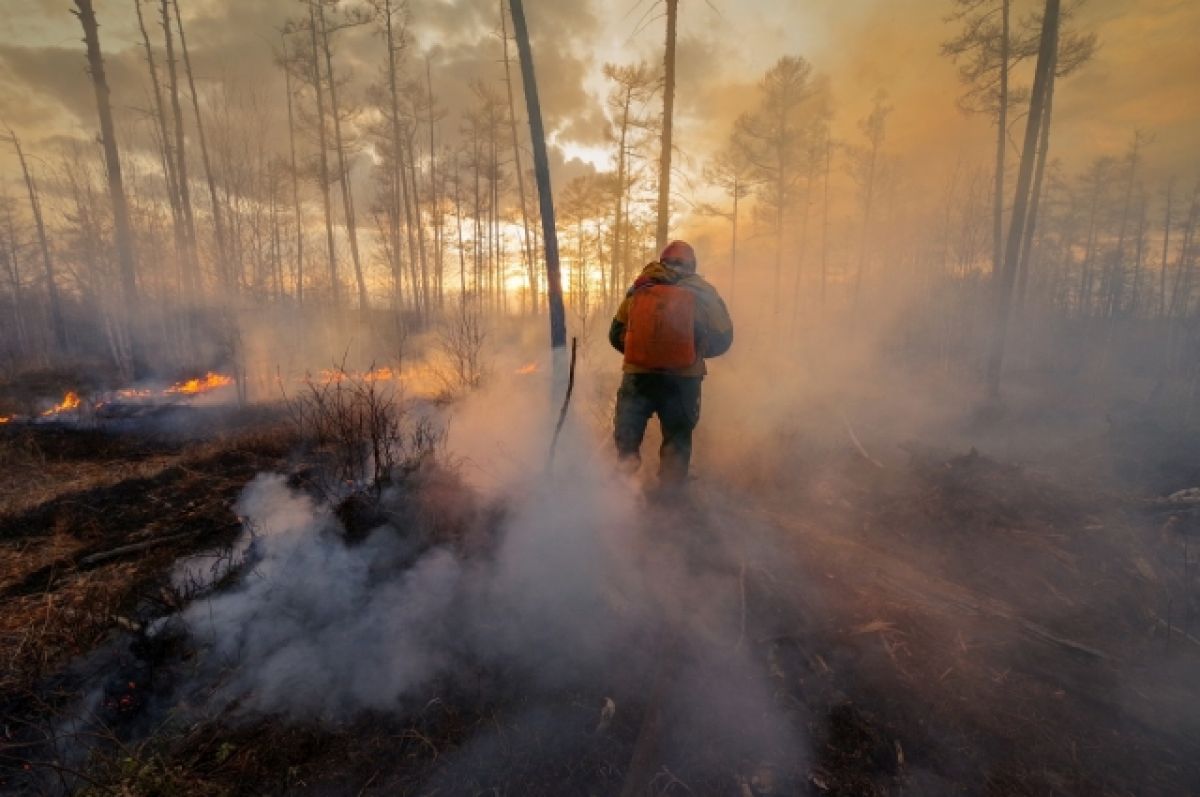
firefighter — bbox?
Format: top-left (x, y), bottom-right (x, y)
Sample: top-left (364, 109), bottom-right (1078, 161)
top-left (609, 240), bottom-right (733, 486)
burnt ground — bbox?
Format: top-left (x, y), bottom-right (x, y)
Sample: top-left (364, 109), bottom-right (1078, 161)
top-left (0, 407), bottom-right (1198, 795)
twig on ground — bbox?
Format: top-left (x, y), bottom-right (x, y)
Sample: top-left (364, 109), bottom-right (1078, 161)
top-left (840, 411), bottom-right (884, 469)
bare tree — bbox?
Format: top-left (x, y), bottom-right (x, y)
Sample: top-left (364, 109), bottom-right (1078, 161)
top-left (280, 27), bottom-right (306, 304)
top-left (4, 130), bottom-right (66, 351)
top-left (655, 0), bottom-right (679, 252)
top-left (700, 142), bottom-right (755, 306)
top-left (603, 62), bottom-right (658, 300)
top-left (509, 0), bottom-right (566, 350)
top-left (500, 0), bottom-right (537, 315)
top-left (72, 0), bottom-right (138, 308)
top-left (986, 0), bottom-right (1061, 396)
top-left (160, 0), bottom-right (201, 297)
top-left (173, 0), bottom-right (229, 295)
top-left (317, 0), bottom-right (371, 312)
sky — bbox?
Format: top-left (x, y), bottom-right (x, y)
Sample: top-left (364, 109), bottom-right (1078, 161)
top-left (0, 0), bottom-right (1197, 226)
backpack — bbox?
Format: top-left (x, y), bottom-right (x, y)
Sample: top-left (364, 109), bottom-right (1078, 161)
top-left (623, 283), bottom-right (697, 370)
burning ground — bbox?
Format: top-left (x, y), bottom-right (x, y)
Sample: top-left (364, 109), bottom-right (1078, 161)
top-left (0, 352), bottom-right (1198, 797)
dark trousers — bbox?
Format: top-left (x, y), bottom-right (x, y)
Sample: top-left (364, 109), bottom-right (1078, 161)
top-left (614, 373), bottom-right (702, 484)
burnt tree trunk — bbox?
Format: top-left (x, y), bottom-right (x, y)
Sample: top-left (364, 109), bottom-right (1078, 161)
top-left (8, 131), bottom-right (66, 351)
top-left (501, 0), bottom-right (537, 314)
top-left (985, 0), bottom-right (1060, 396)
top-left (655, 0), bottom-right (678, 252)
top-left (307, 2), bottom-right (339, 306)
top-left (1015, 39), bottom-right (1057, 309)
top-left (993, 0), bottom-right (1010, 280)
top-left (73, 0), bottom-right (138, 308)
top-left (173, 0), bottom-right (229, 295)
top-left (509, 0), bottom-right (565, 350)
top-left (161, 0), bottom-right (200, 297)
top-left (317, 3), bottom-right (367, 312)
top-left (281, 29), bottom-right (305, 305)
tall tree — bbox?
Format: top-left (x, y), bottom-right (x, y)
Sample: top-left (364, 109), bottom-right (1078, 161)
top-left (134, 0), bottom-right (183, 274)
top-left (1014, 12), bottom-right (1095, 306)
top-left (5, 130), bottom-right (66, 351)
top-left (700, 142), bottom-right (755, 306)
top-left (500, 0), bottom-right (537, 314)
top-left (173, 0), bottom-right (229, 295)
top-left (280, 27), bottom-right (305, 305)
top-left (985, 0), bottom-right (1060, 396)
top-left (161, 0), bottom-right (200, 297)
top-left (317, 0), bottom-right (370, 312)
top-left (72, 0), bottom-right (138, 308)
top-left (734, 56), bottom-right (821, 319)
top-left (305, 1), bottom-right (339, 305)
top-left (942, 0), bottom-right (1035, 281)
top-left (655, 0), bottom-right (678, 252)
top-left (603, 62), bottom-right (657, 301)
top-left (849, 90), bottom-right (891, 301)
top-left (509, 0), bottom-right (566, 350)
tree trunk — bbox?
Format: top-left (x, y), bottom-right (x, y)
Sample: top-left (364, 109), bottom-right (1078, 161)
top-left (282, 30), bottom-right (305, 305)
top-left (318, 3), bottom-right (367, 312)
top-left (655, 0), bottom-right (678, 252)
top-left (1015, 40), bottom-right (1057, 309)
top-left (381, 0), bottom-right (417, 322)
top-left (509, 0), bottom-right (566, 350)
top-left (454, 151), bottom-right (467, 297)
top-left (985, 0), bottom-right (1060, 396)
top-left (1130, 194), bottom-right (1148, 315)
top-left (610, 93), bottom-right (631, 301)
top-left (173, 0), bottom-right (228, 295)
top-left (306, 2), bottom-right (338, 306)
top-left (73, 0), bottom-right (138, 308)
top-left (135, 0), bottom-right (183, 267)
top-left (501, 0), bottom-right (537, 314)
top-left (1106, 133), bottom-right (1143, 319)
top-left (1159, 179), bottom-right (1174, 318)
top-left (820, 135), bottom-right (832, 306)
top-left (161, 0), bottom-right (200, 298)
top-left (993, 0), bottom-right (1010, 280)
top-left (8, 131), bottom-right (66, 351)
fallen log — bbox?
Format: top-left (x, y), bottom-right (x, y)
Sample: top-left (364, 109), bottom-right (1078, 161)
top-left (78, 532), bottom-right (196, 567)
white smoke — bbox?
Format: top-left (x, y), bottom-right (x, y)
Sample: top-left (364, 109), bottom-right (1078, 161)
top-left (179, 364), bottom-right (803, 776)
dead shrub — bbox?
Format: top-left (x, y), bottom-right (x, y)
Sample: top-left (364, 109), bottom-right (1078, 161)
top-left (433, 300), bottom-right (488, 398)
top-left (282, 360), bottom-right (442, 500)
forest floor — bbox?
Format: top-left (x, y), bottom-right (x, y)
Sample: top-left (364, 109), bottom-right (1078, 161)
top-left (0, 391), bottom-right (1198, 796)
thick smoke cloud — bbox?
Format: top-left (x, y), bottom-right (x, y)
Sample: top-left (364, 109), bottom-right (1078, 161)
top-left (180, 370), bottom-right (801, 783)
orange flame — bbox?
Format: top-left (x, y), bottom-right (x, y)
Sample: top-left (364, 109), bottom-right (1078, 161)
top-left (315, 367), bottom-right (400, 385)
top-left (42, 391), bottom-right (81, 416)
top-left (515, 362), bottom-right (538, 375)
top-left (166, 372), bottom-right (234, 395)
top-left (0, 415), bottom-right (11, 424)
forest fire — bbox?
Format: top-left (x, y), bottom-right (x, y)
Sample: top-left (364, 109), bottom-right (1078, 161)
top-left (315, 366), bottom-right (400, 385)
top-left (165, 372), bottom-right (234, 395)
top-left (1, 0), bottom-right (1199, 794)
top-left (41, 390), bottom-right (81, 417)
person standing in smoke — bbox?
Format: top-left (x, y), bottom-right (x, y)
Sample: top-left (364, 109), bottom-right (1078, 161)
top-left (608, 240), bottom-right (734, 487)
